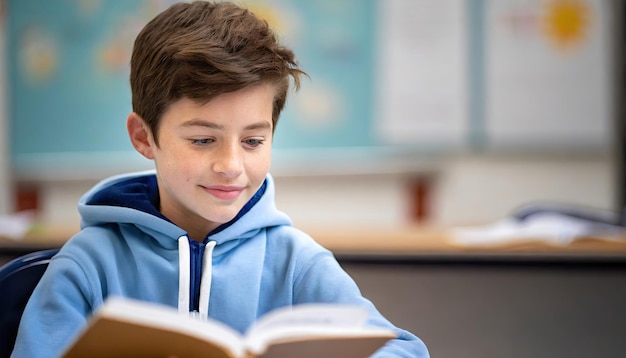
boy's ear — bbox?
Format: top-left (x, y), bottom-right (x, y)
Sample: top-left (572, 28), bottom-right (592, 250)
top-left (127, 112), bottom-right (155, 160)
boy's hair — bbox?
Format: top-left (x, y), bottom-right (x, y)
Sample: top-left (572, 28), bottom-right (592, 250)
top-left (130, 1), bottom-right (305, 145)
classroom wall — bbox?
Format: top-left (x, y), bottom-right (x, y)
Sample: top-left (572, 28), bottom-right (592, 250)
top-left (32, 152), bottom-right (616, 232)
top-left (0, 0), bottom-right (621, 232)
top-left (431, 153), bottom-right (617, 225)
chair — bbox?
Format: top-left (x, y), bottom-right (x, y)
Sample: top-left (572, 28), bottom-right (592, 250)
top-left (0, 249), bottom-right (59, 358)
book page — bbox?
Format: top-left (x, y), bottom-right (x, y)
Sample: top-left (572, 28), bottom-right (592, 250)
top-left (62, 319), bottom-right (239, 358)
top-left (63, 299), bottom-right (395, 358)
top-left (248, 304), bottom-right (367, 334)
top-left (62, 297), bottom-right (245, 358)
top-left (255, 334), bottom-right (395, 358)
top-left (244, 304), bottom-right (394, 356)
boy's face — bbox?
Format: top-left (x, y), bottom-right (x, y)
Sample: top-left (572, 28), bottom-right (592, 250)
top-left (130, 84), bottom-right (275, 240)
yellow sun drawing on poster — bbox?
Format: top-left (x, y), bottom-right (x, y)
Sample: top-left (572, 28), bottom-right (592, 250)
top-left (242, 2), bottom-right (283, 32)
top-left (542, 0), bottom-right (591, 50)
top-left (20, 28), bottom-right (59, 85)
top-left (240, 1), bottom-right (300, 41)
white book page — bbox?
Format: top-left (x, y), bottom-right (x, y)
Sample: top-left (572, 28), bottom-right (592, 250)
top-left (248, 304), bottom-right (367, 333)
top-left (97, 297), bottom-right (246, 357)
top-left (244, 304), bottom-right (373, 354)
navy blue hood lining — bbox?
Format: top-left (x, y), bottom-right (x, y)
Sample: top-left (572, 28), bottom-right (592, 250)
top-left (87, 174), bottom-right (267, 239)
top-left (88, 175), bottom-right (166, 220)
top-left (208, 179), bottom-right (266, 237)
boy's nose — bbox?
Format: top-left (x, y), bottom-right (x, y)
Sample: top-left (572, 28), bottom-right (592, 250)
top-left (213, 144), bottom-right (244, 178)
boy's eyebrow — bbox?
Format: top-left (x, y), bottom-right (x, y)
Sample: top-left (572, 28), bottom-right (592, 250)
top-left (180, 119), bottom-right (223, 129)
top-left (244, 121), bottom-right (272, 131)
top-left (180, 119), bottom-right (272, 130)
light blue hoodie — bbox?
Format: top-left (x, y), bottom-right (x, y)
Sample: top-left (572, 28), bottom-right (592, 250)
top-left (12, 171), bottom-right (429, 357)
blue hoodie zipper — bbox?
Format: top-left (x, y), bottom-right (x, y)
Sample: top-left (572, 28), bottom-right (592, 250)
top-left (183, 180), bottom-right (268, 313)
top-left (188, 240), bottom-right (205, 313)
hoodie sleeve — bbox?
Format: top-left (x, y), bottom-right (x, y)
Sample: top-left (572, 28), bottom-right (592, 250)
top-left (11, 255), bottom-right (96, 358)
top-left (292, 251), bottom-right (430, 358)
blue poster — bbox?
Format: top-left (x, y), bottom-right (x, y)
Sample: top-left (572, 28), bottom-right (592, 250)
top-left (8, 0), bottom-right (376, 174)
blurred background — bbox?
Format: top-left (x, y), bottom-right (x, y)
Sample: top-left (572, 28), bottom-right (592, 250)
top-left (1, 1), bottom-right (625, 357)
top-left (0, 0), bottom-right (621, 232)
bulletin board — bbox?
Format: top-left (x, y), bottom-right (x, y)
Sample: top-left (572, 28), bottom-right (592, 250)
top-left (7, 0), bottom-right (616, 179)
top-left (376, 0), bottom-right (614, 151)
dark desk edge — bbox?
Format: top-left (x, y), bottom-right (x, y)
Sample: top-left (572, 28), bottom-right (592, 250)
top-left (334, 250), bottom-right (626, 267)
top-left (3, 244), bottom-right (626, 267)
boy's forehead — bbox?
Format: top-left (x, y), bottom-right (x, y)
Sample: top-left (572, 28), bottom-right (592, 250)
top-left (162, 86), bottom-right (276, 124)
top-left (179, 117), bottom-right (272, 130)
top-left (184, 83), bottom-right (279, 106)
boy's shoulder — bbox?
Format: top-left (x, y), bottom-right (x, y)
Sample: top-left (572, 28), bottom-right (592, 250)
top-left (63, 223), bottom-right (177, 259)
top-left (266, 225), bottom-right (330, 254)
top-left (267, 224), bottom-right (312, 240)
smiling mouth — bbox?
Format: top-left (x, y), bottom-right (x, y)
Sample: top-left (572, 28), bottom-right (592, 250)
top-left (203, 186), bottom-right (244, 200)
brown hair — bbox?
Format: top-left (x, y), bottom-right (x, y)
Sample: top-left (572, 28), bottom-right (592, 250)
top-left (130, 1), bottom-right (306, 145)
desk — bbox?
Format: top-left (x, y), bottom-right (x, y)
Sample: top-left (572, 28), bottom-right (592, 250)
top-left (3, 226), bottom-right (626, 358)
top-left (279, 227), bottom-right (626, 358)
top-left (5, 225), bottom-right (626, 262)
top-left (4, 224), bottom-right (626, 264)
top-left (308, 226), bottom-right (626, 264)
top-left (0, 226), bottom-right (74, 264)
top-left (305, 227), bottom-right (626, 358)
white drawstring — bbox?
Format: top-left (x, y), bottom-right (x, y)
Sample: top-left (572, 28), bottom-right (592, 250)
top-left (198, 240), bottom-right (216, 320)
top-left (177, 236), bottom-right (190, 314)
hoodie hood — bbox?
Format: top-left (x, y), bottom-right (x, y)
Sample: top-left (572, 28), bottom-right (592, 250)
top-left (78, 170), bottom-right (293, 319)
top-left (78, 170), bottom-right (292, 246)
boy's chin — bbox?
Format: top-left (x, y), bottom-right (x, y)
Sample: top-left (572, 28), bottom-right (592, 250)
top-left (205, 212), bottom-right (240, 227)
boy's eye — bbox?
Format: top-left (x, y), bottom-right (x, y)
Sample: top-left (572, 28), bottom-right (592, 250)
top-left (191, 138), bottom-right (214, 145)
top-left (243, 138), bottom-right (264, 147)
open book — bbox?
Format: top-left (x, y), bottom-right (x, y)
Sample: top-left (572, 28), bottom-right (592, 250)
top-left (61, 297), bottom-right (396, 358)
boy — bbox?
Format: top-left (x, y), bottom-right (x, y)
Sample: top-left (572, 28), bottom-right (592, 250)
top-left (12, 2), bottom-right (429, 357)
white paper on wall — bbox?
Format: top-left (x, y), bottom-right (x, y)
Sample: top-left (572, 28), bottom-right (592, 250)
top-left (484, 0), bottom-right (614, 150)
top-left (375, 0), bottom-right (469, 148)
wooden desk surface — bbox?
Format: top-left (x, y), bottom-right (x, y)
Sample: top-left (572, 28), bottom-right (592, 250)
top-left (3, 224), bottom-right (626, 262)
top-left (308, 226), bottom-right (626, 262)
